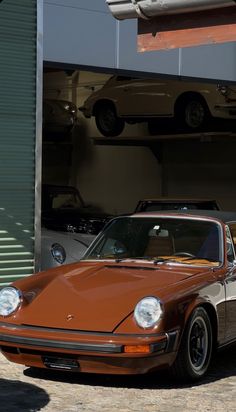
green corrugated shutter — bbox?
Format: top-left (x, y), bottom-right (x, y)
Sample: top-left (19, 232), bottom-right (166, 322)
top-left (0, 0), bottom-right (37, 285)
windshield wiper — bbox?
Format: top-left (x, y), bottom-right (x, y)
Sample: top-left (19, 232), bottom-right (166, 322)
top-left (115, 256), bottom-right (143, 263)
top-left (115, 257), bottom-right (177, 264)
top-left (177, 256), bottom-right (219, 264)
top-left (114, 256), bottom-right (219, 265)
top-left (152, 257), bottom-right (176, 265)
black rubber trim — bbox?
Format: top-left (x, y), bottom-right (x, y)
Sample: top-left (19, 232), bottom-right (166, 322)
top-left (0, 321), bottom-right (166, 338)
top-left (165, 331), bottom-right (179, 353)
top-left (150, 340), bottom-right (167, 352)
top-left (0, 322), bottom-right (178, 353)
top-left (105, 265), bottom-right (159, 271)
top-left (0, 334), bottom-right (122, 353)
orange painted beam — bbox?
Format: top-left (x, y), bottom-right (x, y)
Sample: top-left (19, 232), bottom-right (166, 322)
top-left (138, 6), bottom-right (236, 51)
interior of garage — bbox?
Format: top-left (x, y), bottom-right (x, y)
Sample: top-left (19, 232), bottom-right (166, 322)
top-left (42, 67), bottom-right (236, 219)
top-left (43, 69), bottom-right (162, 216)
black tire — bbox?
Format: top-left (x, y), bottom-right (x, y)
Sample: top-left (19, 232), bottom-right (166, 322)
top-left (171, 307), bottom-right (212, 382)
top-left (175, 95), bottom-right (211, 132)
top-left (94, 103), bottom-right (125, 137)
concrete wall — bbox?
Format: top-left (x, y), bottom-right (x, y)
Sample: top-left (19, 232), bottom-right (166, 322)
top-left (44, 0), bottom-right (236, 82)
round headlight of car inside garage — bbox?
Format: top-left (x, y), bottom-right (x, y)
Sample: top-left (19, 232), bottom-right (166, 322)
top-left (134, 296), bottom-right (163, 329)
top-left (51, 243), bottom-right (66, 264)
top-left (0, 287), bottom-right (22, 317)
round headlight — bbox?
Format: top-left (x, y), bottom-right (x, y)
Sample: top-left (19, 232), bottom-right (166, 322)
top-left (134, 297), bottom-right (163, 329)
top-left (51, 243), bottom-right (66, 264)
top-left (0, 287), bottom-right (22, 317)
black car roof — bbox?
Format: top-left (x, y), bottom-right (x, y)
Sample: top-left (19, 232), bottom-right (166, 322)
top-left (137, 198), bottom-right (217, 203)
top-left (42, 184), bottom-right (77, 193)
top-left (133, 210), bottom-right (236, 224)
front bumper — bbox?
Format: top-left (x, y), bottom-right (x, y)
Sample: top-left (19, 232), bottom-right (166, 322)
top-left (0, 321), bottom-right (179, 375)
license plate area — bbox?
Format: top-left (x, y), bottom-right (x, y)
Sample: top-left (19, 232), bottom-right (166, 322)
top-left (42, 356), bottom-right (80, 371)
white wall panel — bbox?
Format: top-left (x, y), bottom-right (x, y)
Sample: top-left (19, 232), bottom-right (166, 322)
top-left (43, 0), bottom-right (117, 68)
top-left (117, 19), bottom-right (180, 76)
top-left (181, 42), bottom-right (236, 81)
top-left (44, 1), bottom-right (236, 85)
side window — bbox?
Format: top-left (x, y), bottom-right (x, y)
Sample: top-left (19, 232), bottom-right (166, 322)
top-left (226, 225), bottom-right (236, 263)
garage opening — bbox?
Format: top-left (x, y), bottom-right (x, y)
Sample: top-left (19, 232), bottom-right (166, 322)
top-left (41, 65), bottom-right (236, 271)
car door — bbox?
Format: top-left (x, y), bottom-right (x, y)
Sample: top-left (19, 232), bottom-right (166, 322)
top-left (116, 78), bottom-right (173, 117)
top-left (224, 224), bottom-right (236, 341)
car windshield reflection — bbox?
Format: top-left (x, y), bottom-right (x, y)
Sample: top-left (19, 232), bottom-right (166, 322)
top-left (82, 216), bottom-right (222, 266)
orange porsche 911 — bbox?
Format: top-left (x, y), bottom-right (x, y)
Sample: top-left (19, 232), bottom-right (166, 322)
top-left (1, 210), bottom-right (236, 382)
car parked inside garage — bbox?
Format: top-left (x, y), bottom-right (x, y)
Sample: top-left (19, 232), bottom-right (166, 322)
top-left (41, 192), bottom-right (220, 269)
top-left (40, 228), bottom-right (95, 271)
top-left (79, 76), bottom-right (236, 136)
top-left (43, 99), bottom-right (78, 139)
top-left (41, 184), bottom-right (111, 269)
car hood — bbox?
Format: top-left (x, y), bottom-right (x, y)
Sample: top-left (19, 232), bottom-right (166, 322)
top-left (20, 262), bottom-right (205, 333)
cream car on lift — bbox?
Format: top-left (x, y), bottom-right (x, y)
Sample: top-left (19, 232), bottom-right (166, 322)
top-left (79, 75), bottom-right (236, 136)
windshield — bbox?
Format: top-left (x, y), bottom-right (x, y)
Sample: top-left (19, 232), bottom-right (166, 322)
top-left (82, 216), bottom-right (222, 266)
top-left (51, 192), bottom-right (83, 210)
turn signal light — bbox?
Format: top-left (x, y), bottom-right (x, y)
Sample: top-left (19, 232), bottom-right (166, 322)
top-left (124, 344), bottom-right (151, 354)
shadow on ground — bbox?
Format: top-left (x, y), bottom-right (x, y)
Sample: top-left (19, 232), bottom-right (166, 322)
top-left (0, 379), bottom-right (49, 412)
top-left (24, 342), bottom-right (236, 390)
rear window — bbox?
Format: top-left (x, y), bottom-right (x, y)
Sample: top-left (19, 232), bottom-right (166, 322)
top-left (137, 201), bottom-right (219, 212)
